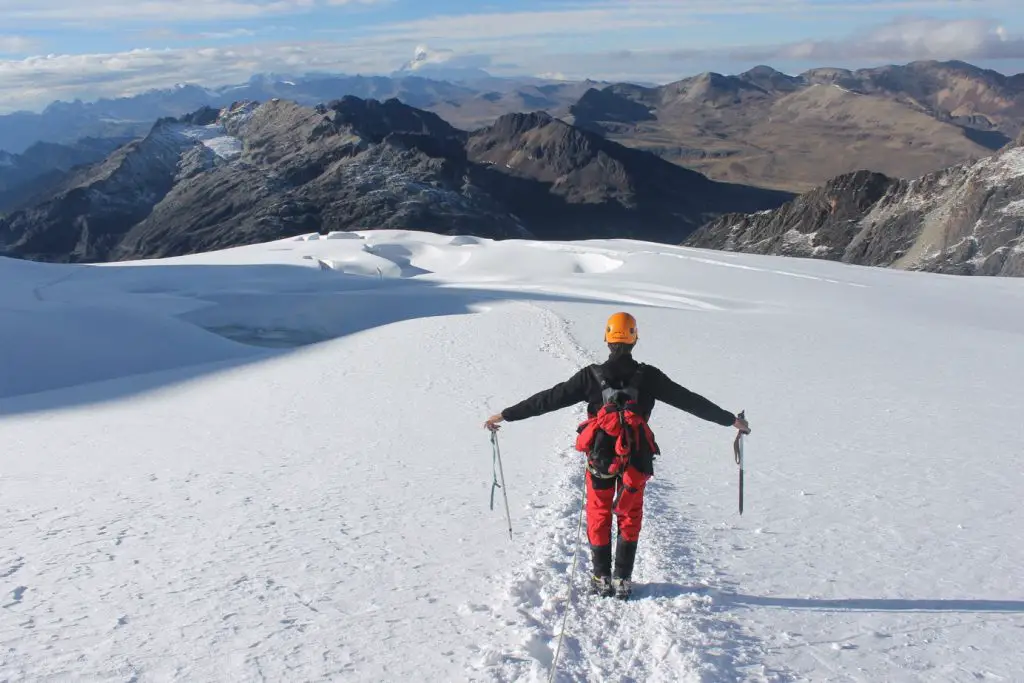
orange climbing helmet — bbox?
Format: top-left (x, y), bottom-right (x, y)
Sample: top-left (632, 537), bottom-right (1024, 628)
top-left (604, 312), bottom-right (638, 344)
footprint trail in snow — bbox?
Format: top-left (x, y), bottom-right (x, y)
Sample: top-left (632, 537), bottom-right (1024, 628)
top-left (466, 305), bottom-right (782, 683)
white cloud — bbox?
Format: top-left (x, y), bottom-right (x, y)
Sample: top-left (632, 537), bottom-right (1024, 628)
top-left (360, 1), bottom-right (1022, 43)
top-left (0, 35), bottom-right (38, 54)
top-left (367, 7), bottom-right (692, 42)
top-left (0, 5), bottom-right (1021, 112)
top-left (198, 28), bottom-right (258, 39)
top-left (404, 45), bottom-right (450, 71)
top-left (732, 17), bottom-right (1024, 62)
top-left (536, 71), bottom-right (570, 81)
top-left (397, 45), bottom-right (491, 73)
top-left (0, 42), bottom-right (384, 110)
top-left (0, 0), bottom-right (385, 25)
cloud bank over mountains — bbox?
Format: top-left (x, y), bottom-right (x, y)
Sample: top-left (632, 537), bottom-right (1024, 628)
top-left (0, 1), bottom-right (1021, 111)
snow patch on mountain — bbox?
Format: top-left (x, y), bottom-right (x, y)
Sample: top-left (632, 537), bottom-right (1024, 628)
top-left (781, 228), bottom-right (829, 255)
top-left (1001, 198), bottom-right (1024, 215)
top-left (155, 102), bottom-right (258, 162)
top-left (219, 100), bottom-right (260, 130)
top-left (174, 124), bottom-right (242, 161)
top-left (987, 146), bottom-right (1024, 184)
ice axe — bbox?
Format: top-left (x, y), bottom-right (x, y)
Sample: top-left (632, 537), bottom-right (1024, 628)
top-left (733, 410), bottom-right (746, 515)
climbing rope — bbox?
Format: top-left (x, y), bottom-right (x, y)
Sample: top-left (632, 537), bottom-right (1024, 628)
top-left (548, 469), bottom-right (588, 683)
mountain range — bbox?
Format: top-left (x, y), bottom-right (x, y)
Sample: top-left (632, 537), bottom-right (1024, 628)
top-left (0, 97), bottom-right (790, 263)
top-left (2, 60), bottom-right (1022, 195)
top-left (0, 74), bottom-right (598, 157)
top-left (0, 138), bottom-right (133, 215)
top-left (567, 60), bottom-right (1024, 192)
top-left (0, 60), bottom-right (1020, 276)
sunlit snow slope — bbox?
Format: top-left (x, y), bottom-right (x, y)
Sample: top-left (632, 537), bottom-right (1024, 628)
top-left (2, 230), bottom-right (1023, 682)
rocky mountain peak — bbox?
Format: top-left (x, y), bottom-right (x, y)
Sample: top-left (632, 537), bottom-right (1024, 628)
top-left (468, 110), bottom-right (605, 185)
top-left (673, 71), bottom-right (770, 105)
top-left (738, 65), bottom-right (804, 92)
top-left (742, 65), bottom-right (782, 78)
top-left (569, 88), bottom-right (656, 128)
top-left (179, 105), bottom-right (221, 127)
top-left (322, 96), bottom-right (462, 144)
top-left (686, 141), bottom-right (1024, 277)
top-left (687, 170), bottom-right (896, 258)
top-left (906, 59), bottom-right (998, 80)
top-left (485, 111), bottom-right (558, 138)
top-left (800, 67), bottom-right (854, 81)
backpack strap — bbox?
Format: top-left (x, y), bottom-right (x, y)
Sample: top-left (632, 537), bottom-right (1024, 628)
top-left (592, 363), bottom-right (646, 409)
top-left (627, 363), bottom-right (647, 393)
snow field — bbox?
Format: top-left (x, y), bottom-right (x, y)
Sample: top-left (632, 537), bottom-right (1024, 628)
top-left (2, 229), bottom-right (1023, 682)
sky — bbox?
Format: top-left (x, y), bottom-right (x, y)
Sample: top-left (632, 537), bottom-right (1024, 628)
top-left (0, 0), bottom-right (1023, 112)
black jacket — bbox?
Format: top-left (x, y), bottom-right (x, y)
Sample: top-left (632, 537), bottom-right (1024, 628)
top-left (502, 353), bottom-right (735, 431)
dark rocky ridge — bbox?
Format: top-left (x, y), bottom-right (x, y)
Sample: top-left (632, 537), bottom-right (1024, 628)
top-left (0, 75), bottom-right (597, 155)
top-left (686, 135), bottom-right (1024, 277)
top-left (0, 138), bottom-right (131, 215)
top-left (0, 97), bottom-right (792, 262)
top-left (0, 125), bottom-right (202, 261)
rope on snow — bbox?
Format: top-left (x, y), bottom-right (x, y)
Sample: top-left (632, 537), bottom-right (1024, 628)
top-left (548, 470), bottom-right (588, 683)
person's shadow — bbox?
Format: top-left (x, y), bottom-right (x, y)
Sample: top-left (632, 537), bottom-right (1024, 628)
top-left (631, 584), bottom-right (1024, 613)
top-left (716, 594), bottom-right (1024, 613)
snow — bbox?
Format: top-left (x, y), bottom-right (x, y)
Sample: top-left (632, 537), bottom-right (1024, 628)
top-left (780, 228), bottom-right (830, 257)
top-left (978, 146), bottom-right (1024, 188)
top-left (2, 231), bottom-right (1023, 682)
top-left (176, 123), bottom-right (243, 160)
top-left (220, 100), bottom-right (259, 129)
top-left (169, 107), bottom-right (253, 161)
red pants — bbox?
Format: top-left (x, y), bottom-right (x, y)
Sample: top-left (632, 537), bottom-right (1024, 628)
top-left (586, 465), bottom-right (650, 546)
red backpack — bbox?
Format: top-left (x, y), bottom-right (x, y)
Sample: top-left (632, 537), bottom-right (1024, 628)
top-left (575, 364), bottom-right (658, 478)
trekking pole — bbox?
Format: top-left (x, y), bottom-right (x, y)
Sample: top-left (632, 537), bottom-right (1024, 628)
top-left (490, 430), bottom-right (513, 540)
top-left (733, 410), bottom-right (746, 515)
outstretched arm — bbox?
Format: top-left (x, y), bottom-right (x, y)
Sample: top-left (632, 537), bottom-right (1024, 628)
top-left (651, 368), bottom-right (740, 428)
top-left (485, 368), bottom-right (589, 430)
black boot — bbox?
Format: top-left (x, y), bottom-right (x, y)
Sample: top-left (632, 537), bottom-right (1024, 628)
top-left (614, 537), bottom-right (638, 577)
top-left (613, 537), bottom-right (638, 600)
top-left (591, 544), bottom-right (612, 577)
top-left (589, 544), bottom-right (613, 597)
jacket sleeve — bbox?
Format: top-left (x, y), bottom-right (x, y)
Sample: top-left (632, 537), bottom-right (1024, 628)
top-left (500, 368), bottom-right (590, 422)
top-left (650, 367), bottom-right (736, 426)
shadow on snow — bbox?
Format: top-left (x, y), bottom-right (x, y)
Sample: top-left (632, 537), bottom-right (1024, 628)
top-left (718, 594), bottom-right (1024, 613)
top-left (0, 260), bottom-right (636, 417)
top-left (632, 583), bottom-right (1024, 614)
